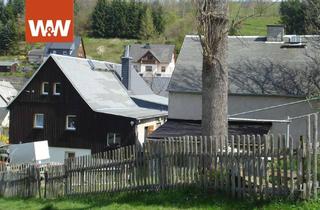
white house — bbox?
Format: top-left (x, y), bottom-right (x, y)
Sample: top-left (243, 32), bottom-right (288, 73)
top-left (150, 26), bottom-right (320, 145)
top-left (127, 44), bottom-right (175, 78)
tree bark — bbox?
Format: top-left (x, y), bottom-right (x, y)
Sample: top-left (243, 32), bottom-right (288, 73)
top-left (195, 0), bottom-right (229, 142)
top-left (202, 47), bottom-right (228, 138)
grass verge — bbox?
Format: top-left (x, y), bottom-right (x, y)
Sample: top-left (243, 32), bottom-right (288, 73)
top-left (0, 188), bottom-right (319, 210)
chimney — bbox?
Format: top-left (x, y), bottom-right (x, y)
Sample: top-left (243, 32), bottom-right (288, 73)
top-left (121, 45), bottom-right (132, 90)
top-left (267, 25), bottom-right (284, 42)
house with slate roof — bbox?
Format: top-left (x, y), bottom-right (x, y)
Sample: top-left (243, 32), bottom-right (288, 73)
top-left (150, 25), bottom-right (320, 143)
top-left (127, 43), bottom-right (175, 77)
top-left (8, 55), bottom-right (167, 163)
top-left (120, 46), bottom-right (168, 110)
top-left (44, 36), bottom-right (86, 59)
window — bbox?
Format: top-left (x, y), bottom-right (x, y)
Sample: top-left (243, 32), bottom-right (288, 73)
top-left (52, 50), bottom-right (57, 54)
top-left (144, 125), bottom-right (154, 141)
top-left (161, 66), bottom-right (166, 72)
top-left (66, 115), bottom-right (76, 130)
top-left (145, 66), bottom-right (152, 72)
top-left (53, 82), bottom-right (61, 95)
top-left (34, 114), bottom-right (44, 128)
top-left (107, 133), bottom-right (121, 146)
top-left (156, 73), bottom-right (161, 77)
top-left (41, 82), bottom-right (49, 95)
top-left (65, 151), bottom-right (75, 159)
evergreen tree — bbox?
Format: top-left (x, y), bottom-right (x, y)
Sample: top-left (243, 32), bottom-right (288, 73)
top-left (109, 0), bottom-right (128, 38)
top-left (91, 0), bottom-right (108, 37)
top-left (126, 1), bottom-right (144, 38)
top-left (0, 20), bottom-right (17, 55)
top-left (7, 0), bottom-right (24, 17)
top-left (280, 0), bottom-right (305, 34)
top-left (139, 7), bottom-right (155, 40)
top-left (151, 2), bottom-right (165, 34)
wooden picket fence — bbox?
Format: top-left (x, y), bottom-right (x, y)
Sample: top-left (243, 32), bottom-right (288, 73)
top-left (44, 134), bottom-right (319, 200)
top-left (0, 134), bottom-right (319, 200)
top-left (0, 163), bottom-right (40, 197)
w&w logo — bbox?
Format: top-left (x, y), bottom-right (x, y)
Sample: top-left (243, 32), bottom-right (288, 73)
top-left (28, 20), bottom-right (71, 37)
top-left (25, 0), bottom-right (74, 43)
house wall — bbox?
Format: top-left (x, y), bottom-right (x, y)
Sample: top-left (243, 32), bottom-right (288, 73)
top-left (9, 58), bottom-right (136, 154)
top-left (168, 92), bottom-right (319, 141)
top-left (49, 146), bottom-right (91, 163)
top-left (137, 117), bottom-right (165, 145)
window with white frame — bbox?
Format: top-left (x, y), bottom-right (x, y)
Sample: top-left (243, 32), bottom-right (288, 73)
top-left (33, 113), bottom-right (44, 128)
top-left (107, 133), bottom-right (121, 145)
top-left (41, 82), bottom-right (49, 95)
top-left (53, 82), bottom-right (61, 95)
top-left (145, 66), bottom-right (152, 72)
top-left (66, 115), bottom-right (76, 130)
top-left (161, 66), bottom-right (166, 72)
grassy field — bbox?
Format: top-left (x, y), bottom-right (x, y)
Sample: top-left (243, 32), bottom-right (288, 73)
top-left (0, 189), bottom-right (319, 210)
top-left (83, 38), bottom-right (139, 63)
top-left (229, 2), bottom-right (280, 35)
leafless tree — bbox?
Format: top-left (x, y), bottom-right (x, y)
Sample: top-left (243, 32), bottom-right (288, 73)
top-left (229, 58), bottom-right (320, 97)
top-left (229, 0), bottom-right (274, 35)
top-left (194, 0), bottom-right (229, 141)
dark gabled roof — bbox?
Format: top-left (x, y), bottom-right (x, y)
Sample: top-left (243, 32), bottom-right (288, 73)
top-left (44, 36), bottom-right (84, 57)
top-left (129, 44), bottom-right (175, 63)
top-left (168, 35), bottom-right (319, 97)
top-left (9, 55), bottom-right (167, 120)
top-left (148, 119), bottom-right (272, 139)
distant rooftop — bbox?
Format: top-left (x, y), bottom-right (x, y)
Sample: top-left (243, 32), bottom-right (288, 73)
top-left (129, 44), bottom-right (175, 63)
top-left (168, 34), bottom-right (320, 97)
top-left (0, 61), bottom-right (18, 66)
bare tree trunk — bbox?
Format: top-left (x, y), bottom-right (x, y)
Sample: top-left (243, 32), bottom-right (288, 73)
top-left (195, 0), bottom-right (229, 141)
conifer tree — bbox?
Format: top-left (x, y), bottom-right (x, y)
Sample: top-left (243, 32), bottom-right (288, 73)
top-left (139, 7), bottom-right (155, 40)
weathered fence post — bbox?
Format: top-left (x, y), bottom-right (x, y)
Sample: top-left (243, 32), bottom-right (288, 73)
top-left (44, 170), bottom-right (48, 199)
top-left (64, 158), bottom-right (68, 196)
top-left (312, 113), bottom-right (318, 199)
top-left (37, 166), bottom-right (41, 198)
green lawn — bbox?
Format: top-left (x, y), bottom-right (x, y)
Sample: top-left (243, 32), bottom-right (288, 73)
top-left (83, 37), bottom-right (139, 63)
top-left (0, 189), bottom-right (319, 210)
top-left (239, 16), bottom-right (281, 36)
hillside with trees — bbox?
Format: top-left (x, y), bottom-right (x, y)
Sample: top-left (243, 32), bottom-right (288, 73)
top-left (0, 0), bottom-right (283, 64)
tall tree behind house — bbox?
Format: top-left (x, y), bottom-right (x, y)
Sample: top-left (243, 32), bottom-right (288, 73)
top-left (195, 0), bottom-right (229, 144)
